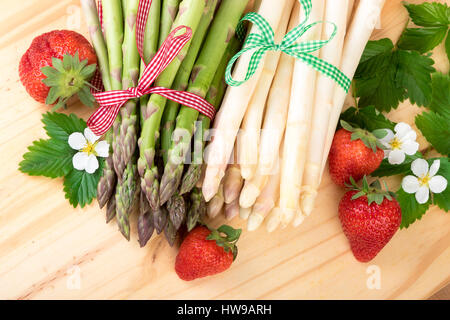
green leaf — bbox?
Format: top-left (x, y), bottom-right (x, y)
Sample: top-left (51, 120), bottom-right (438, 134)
top-left (398, 26), bottom-right (448, 53)
top-left (340, 106), bottom-right (396, 132)
top-left (19, 138), bottom-right (74, 178)
top-left (403, 2), bottom-right (449, 27)
top-left (42, 112), bottom-right (87, 142)
top-left (355, 45), bottom-right (405, 111)
top-left (431, 157), bottom-right (450, 212)
top-left (63, 159), bottom-right (104, 208)
top-left (396, 188), bottom-right (431, 229)
top-left (415, 111), bottom-right (450, 156)
top-left (396, 50), bottom-right (435, 107)
top-left (427, 72), bottom-right (450, 119)
top-left (371, 152), bottom-right (423, 177)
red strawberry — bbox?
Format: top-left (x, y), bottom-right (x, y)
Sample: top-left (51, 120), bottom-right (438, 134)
top-left (19, 30), bottom-right (97, 109)
top-left (175, 225), bottom-right (241, 281)
top-left (329, 121), bottom-right (385, 187)
top-left (339, 177), bottom-right (401, 262)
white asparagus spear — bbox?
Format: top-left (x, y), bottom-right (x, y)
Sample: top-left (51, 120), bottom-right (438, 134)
top-left (239, 172), bottom-right (268, 208)
top-left (225, 198), bottom-right (240, 221)
top-left (247, 166), bottom-right (281, 231)
top-left (320, 0), bottom-right (386, 175)
top-left (202, 0), bottom-right (290, 202)
top-left (278, 0), bottom-right (325, 227)
top-left (266, 207), bottom-right (282, 233)
top-left (237, 0), bottom-right (294, 180)
top-left (299, 0), bottom-right (350, 219)
top-left (347, 0), bottom-right (356, 27)
top-left (240, 206), bottom-right (253, 220)
top-left (207, 183), bottom-right (224, 218)
top-left (257, 2), bottom-right (299, 176)
top-left (223, 164), bottom-right (244, 204)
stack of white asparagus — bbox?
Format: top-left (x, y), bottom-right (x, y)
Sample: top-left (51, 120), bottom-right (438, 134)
top-left (202, 0), bottom-right (386, 231)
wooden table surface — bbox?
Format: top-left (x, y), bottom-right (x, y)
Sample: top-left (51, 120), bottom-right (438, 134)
top-left (0, 0), bottom-right (449, 300)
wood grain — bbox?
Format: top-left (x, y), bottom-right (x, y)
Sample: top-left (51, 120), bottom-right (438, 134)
top-left (0, 0), bottom-right (448, 300)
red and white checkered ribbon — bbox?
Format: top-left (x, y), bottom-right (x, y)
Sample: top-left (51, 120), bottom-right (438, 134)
top-left (87, 0), bottom-right (215, 136)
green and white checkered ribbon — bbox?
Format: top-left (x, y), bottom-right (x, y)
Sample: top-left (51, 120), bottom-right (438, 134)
top-left (226, 0), bottom-right (351, 93)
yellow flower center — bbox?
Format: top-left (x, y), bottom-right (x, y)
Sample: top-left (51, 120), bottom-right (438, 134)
top-left (389, 137), bottom-right (402, 150)
top-left (82, 141), bottom-right (97, 156)
top-left (418, 174), bottom-right (430, 187)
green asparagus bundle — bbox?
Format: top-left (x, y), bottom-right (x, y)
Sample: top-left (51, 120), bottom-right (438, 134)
top-left (159, 0), bottom-right (249, 204)
top-left (160, 0), bottom-right (219, 164)
top-left (179, 36), bottom-right (241, 195)
top-left (138, 190), bottom-right (154, 247)
top-left (138, 0), bottom-right (207, 210)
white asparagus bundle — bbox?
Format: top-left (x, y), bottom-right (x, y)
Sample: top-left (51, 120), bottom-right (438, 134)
top-left (320, 0), bottom-right (386, 174)
top-left (298, 0), bottom-right (386, 216)
top-left (299, 0), bottom-right (350, 218)
top-left (223, 164), bottom-right (243, 204)
top-left (202, 0), bottom-right (290, 202)
top-left (237, 0), bottom-right (295, 180)
top-left (278, 0), bottom-right (325, 227)
top-left (347, 0), bottom-right (356, 26)
top-left (247, 165), bottom-right (281, 231)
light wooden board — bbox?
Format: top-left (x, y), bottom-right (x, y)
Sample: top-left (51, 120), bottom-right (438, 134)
top-left (0, 0), bottom-right (449, 300)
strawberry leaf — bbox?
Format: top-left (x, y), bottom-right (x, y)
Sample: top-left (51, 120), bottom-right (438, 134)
top-left (63, 159), bottom-right (104, 208)
top-left (397, 188), bottom-right (431, 229)
top-left (19, 138), bottom-right (74, 178)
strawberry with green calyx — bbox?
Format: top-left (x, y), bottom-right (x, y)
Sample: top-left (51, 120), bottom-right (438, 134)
top-left (339, 176), bottom-right (402, 263)
top-left (19, 30), bottom-right (98, 110)
top-left (175, 224), bottom-right (242, 281)
top-left (328, 120), bottom-right (386, 186)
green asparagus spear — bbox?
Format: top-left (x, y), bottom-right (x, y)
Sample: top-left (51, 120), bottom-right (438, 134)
top-left (154, 205), bottom-right (169, 234)
top-left (138, 191), bottom-right (154, 247)
top-left (102, 0), bottom-right (124, 190)
top-left (160, 0), bottom-right (219, 164)
top-left (106, 194), bottom-right (116, 223)
top-left (159, 0), bottom-right (181, 48)
top-left (115, 155), bottom-right (139, 240)
top-left (102, 0), bottom-right (123, 91)
top-left (80, 0), bottom-right (117, 209)
top-left (80, 0), bottom-right (112, 92)
top-left (115, 0), bottom-right (141, 240)
top-left (159, 0), bottom-right (249, 204)
top-left (164, 219), bottom-right (177, 247)
top-left (186, 187), bottom-right (206, 231)
top-left (138, 0), bottom-right (207, 209)
top-left (139, 0), bottom-right (161, 127)
top-left (179, 36), bottom-right (241, 195)
top-left (167, 193), bottom-right (186, 230)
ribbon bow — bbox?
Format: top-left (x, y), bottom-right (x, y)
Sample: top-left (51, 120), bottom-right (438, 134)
top-left (88, 0), bottom-right (215, 136)
top-left (225, 0), bottom-right (351, 93)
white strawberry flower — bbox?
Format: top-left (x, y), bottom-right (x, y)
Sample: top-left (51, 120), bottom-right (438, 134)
top-left (68, 128), bottom-right (109, 174)
top-left (402, 159), bottom-right (447, 204)
top-left (379, 122), bottom-right (419, 165)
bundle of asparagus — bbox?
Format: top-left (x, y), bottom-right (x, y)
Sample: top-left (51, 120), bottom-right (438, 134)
top-left (202, 0), bottom-right (386, 232)
top-left (81, 0), bottom-right (249, 245)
